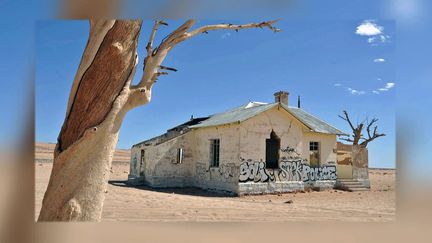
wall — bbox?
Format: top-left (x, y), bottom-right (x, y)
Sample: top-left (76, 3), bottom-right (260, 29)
top-left (129, 132), bottom-right (194, 187)
top-left (236, 106), bottom-right (338, 194)
top-left (352, 145), bottom-right (369, 181)
top-left (190, 124), bottom-right (241, 193)
top-left (239, 106), bottom-right (307, 162)
top-left (336, 142), bottom-right (353, 179)
top-left (129, 105), bottom-right (340, 195)
top-left (238, 106), bottom-right (337, 167)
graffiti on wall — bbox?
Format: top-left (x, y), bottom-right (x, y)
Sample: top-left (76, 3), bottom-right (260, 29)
top-left (239, 158), bottom-right (336, 183)
top-left (217, 163), bottom-right (236, 179)
top-left (239, 159), bottom-right (275, 182)
top-left (196, 162), bottom-right (238, 182)
top-left (280, 145), bottom-right (301, 159)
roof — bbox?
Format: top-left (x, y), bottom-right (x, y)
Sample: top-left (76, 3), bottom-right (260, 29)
top-left (189, 102), bottom-right (347, 135)
top-left (133, 101), bottom-right (347, 147)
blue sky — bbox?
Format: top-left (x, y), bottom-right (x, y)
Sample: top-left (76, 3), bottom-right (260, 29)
top-left (35, 19), bottom-right (396, 168)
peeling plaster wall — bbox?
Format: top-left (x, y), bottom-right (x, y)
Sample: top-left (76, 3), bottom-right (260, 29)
top-left (239, 106), bottom-right (306, 162)
top-left (129, 133), bottom-right (194, 187)
top-left (190, 124), bottom-right (241, 193)
top-left (302, 132), bottom-right (337, 166)
top-left (128, 106), bottom-right (339, 195)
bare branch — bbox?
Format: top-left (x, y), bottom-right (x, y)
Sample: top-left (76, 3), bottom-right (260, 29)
top-left (186, 20), bottom-right (281, 39)
top-left (159, 20), bottom-right (168, 26)
top-left (146, 20), bottom-right (160, 57)
top-left (135, 19), bottom-right (281, 103)
top-left (340, 137), bottom-right (354, 143)
top-left (159, 65), bottom-right (177, 72)
top-left (339, 110), bottom-right (355, 131)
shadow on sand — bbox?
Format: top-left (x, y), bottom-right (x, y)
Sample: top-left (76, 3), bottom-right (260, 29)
top-left (108, 180), bottom-right (235, 198)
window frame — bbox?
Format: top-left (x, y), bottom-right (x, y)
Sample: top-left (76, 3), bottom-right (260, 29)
top-left (309, 141), bottom-right (320, 167)
top-left (209, 139), bottom-right (220, 167)
top-left (176, 147), bottom-right (184, 164)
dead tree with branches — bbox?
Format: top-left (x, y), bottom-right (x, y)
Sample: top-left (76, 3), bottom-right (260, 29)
top-left (338, 110), bottom-right (386, 148)
top-left (38, 19), bottom-right (280, 221)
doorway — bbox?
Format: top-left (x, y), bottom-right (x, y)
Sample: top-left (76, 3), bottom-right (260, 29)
top-left (266, 130), bottom-right (280, 169)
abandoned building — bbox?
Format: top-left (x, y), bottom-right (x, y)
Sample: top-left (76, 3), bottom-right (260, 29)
top-left (128, 91), bottom-right (370, 195)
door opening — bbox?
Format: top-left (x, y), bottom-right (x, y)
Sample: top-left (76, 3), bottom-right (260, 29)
top-left (266, 130), bottom-right (280, 169)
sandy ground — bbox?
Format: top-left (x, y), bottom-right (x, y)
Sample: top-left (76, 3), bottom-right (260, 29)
top-left (35, 160), bottom-right (395, 222)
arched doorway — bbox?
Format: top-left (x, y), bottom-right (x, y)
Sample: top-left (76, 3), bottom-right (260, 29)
top-left (266, 130), bottom-right (280, 169)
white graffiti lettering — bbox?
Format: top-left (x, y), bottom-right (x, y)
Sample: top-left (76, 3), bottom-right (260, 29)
top-left (239, 161), bottom-right (274, 182)
top-left (239, 159), bottom-right (337, 183)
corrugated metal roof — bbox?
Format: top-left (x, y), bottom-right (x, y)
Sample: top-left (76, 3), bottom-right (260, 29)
top-left (189, 102), bottom-right (276, 128)
top-left (283, 105), bottom-right (347, 135)
top-left (189, 102), bottom-right (347, 135)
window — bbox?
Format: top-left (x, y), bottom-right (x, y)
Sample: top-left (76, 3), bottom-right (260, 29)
top-left (309, 141), bottom-right (320, 167)
top-left (140, 149), bottom-right (145, 176)
top-left (266, 130), bottom-right (280, 169)
top-left (210, 139), bottom-right (220, 167)
top-left (176, 148), bottom-right (184, 164)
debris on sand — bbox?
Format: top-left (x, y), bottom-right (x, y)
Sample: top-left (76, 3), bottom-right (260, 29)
top-left (284, 200), bottom-right (293, 204)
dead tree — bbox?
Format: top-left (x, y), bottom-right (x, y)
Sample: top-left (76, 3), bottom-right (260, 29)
top-left (338, 110), bottom-right (385, 147)
top-left (38, 19), bottom-right (280, 221)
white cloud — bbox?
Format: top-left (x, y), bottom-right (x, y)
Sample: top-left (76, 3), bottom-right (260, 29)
top-left (356, 20), bottom-right (390, 45)
top-left (385, 82), bottom-right (395, 89)
top-left (347, 87), bottom-right (365, 95)
top-left (356, 21), bottom-right (383, 36)
top-left (372, 90), bottom-right (380, 94)
top-left (334, 83), bottom-right (342, 87)
top-left (376, 82), bottom-right (396, 92)
top-left (373, 58), bottom-right (386, 63)
top-left (221, 32), bottom-right (231, 39)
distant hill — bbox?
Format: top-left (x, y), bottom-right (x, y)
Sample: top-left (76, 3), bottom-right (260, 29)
top-left (35, 142), bottom-right (131, 163)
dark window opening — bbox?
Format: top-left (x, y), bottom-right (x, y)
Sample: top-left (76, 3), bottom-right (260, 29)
top-left (266, 130), bottom-right (280, 169)
top-left (177, 148), bottom-right (184, 164)
top-left (210, 139), bottom-right (220, 167)
top-left (140, 149), bottom-right (145, 176)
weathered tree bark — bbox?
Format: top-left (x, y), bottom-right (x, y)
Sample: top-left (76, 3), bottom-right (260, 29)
top-left (38, 19), bottom-right (280, 221)
top-left (38, 20), bottom-right (142, 221)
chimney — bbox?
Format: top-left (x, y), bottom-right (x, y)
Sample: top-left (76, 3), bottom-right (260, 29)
top-left (297, 95), bottom-right (301, 108)
top-left (274, 91), bottom-right (289, 106)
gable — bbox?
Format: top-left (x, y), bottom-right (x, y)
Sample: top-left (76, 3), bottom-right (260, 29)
top-left (241, 105), bottom-right (310, 132)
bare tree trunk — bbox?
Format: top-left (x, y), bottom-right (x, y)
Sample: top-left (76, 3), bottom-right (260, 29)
top-left (38, 19), bottom-right (279, 221)
top-left (38, 20), bottom-right (142, 221)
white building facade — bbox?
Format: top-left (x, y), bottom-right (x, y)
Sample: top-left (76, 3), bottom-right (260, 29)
top-left (128, 91), bottom-right (347, 195)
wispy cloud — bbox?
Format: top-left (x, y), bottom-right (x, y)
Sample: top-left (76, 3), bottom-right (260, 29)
top-left (372, 82), bottom-right (396, 94)
top-left (221, 32), bottom-right (231, 39)
top-left (334, 83), bottom-right (365, 95)
top-left (373, 58), bottom-right (386, 63)
top-left (355, 20), bottom-right (390, 45)
top-left (347, 87), bottom-right (365, 95)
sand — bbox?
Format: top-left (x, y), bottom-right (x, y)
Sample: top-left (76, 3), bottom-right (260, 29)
top-left (35, 158), bottom-right (395, 222)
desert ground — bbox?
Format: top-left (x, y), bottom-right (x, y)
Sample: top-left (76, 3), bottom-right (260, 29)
top-left (35, 143), bottom-right (395, 222)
